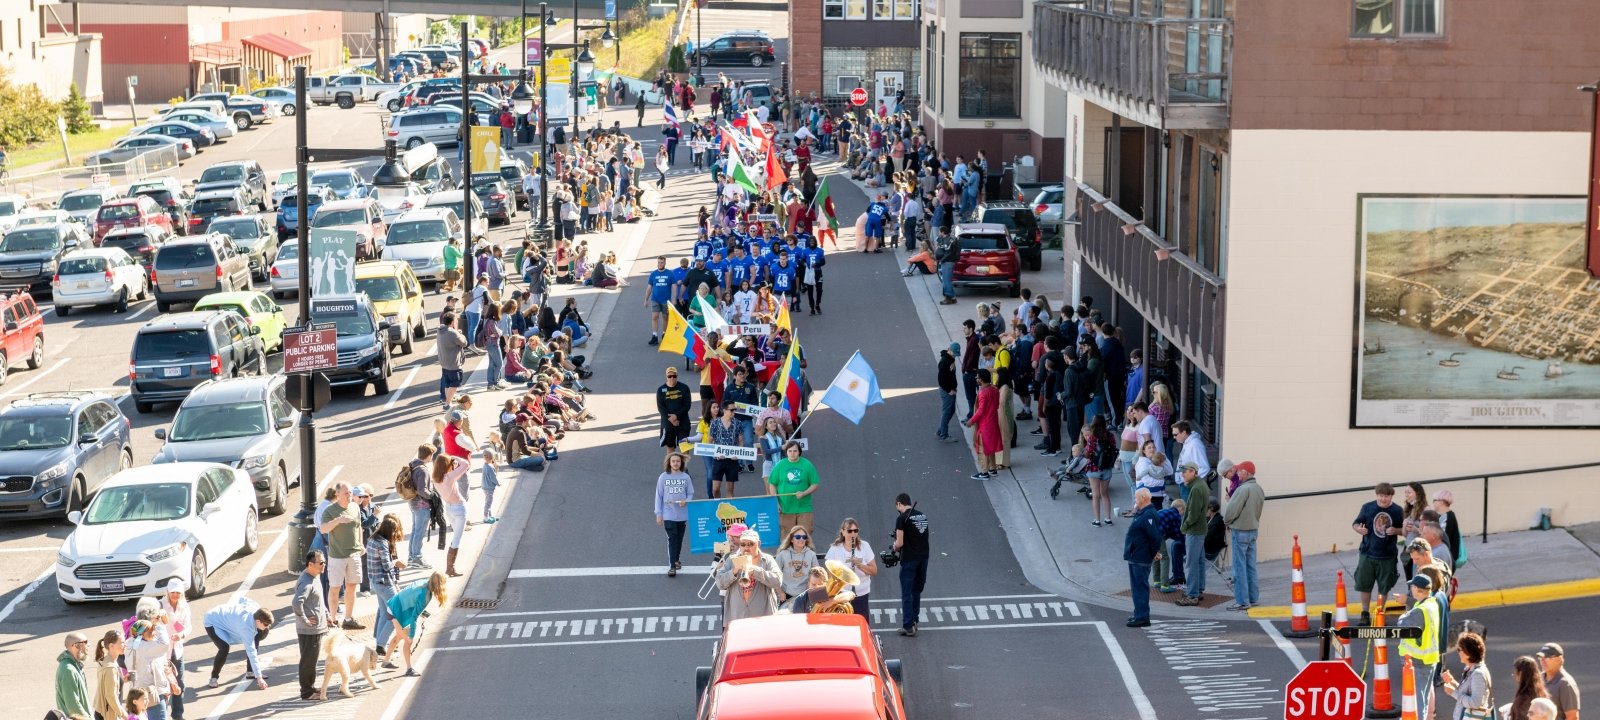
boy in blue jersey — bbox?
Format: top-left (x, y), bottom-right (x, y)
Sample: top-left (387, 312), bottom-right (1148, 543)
top-left (645, 255), bottom-right (676, 345)
top-left (865, 193), bottom-right (889, 253)
top-left (706, 251), bottom-right (729, 287)
top-left (670, 257), bottom-right (692, 314)
top-left (726, 246), bottom-right (753, 289)
top-left (770, 251), bottom-right (799, 311)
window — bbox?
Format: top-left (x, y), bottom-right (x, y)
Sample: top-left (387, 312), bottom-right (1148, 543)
top-left (1352, 0), bottom-right (1441, 37)
top-left (846, 0), bottom-right (867, 18)
top-left (836, 75), bottom-right (862, 95)
top-left (895, 0), bottom-right (915, 19)
top-left (957, 33), bottom-right (1020, 118)
top-left (825, 0), bottom-right (844, 17)
top-left (924, 25), bottom-right (937, 109)
top-left (875, 0), bottom-right (890, 18)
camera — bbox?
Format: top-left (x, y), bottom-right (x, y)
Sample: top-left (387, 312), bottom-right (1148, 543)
top-left (878, 548), bottom-right (901, 568)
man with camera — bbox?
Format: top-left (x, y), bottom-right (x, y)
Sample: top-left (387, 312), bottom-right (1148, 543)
top-left (892, 493), bottom-right (930, 637)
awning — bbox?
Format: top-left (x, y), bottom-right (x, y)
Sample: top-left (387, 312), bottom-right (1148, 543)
top-left (241, 34), bottom-right (312, 60)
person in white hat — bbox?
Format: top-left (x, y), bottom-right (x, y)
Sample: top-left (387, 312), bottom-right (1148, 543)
top-left (159, 578), bottom-right (191, 718)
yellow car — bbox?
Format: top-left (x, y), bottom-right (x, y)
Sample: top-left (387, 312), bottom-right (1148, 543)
top-left (193, 290), bottom-right (288, 352)
top-left (355, 260), bottom-right (427, 355)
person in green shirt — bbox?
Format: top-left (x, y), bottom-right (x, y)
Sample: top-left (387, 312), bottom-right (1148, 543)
top-left (55, 631), bottom-right (91, 720)
top-left (767, 441), bottom-right (820, 540)
top-left (443, 236), bottom-right (464, 293)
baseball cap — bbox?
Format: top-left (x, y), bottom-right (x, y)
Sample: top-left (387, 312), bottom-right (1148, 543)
top-left (165, 579), bottom-right (186, 594)
top-left (448, 410), bottom-right (466, 422)
top-left (1235, 461), bottom-right (1257, 476)
top-left (1179, 462), bottom-right (1199, 473)
top-left (1536, 643), bottom-right (1564, 658)
top-left (1408, 575), bottom-right (1433, 590)
top-left (352, 485), bottom-right (368, 498)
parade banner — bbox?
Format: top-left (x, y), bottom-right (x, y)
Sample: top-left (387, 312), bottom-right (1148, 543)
top-left (731, 402), bottom-right (762, 417)
top-left (753, 213), bottom-right (779, 223)
top-left (691, 443), bottom-right (759, 461)
top-left (725, 324), bottom-right (772, 337)
top-left (688, 497), bottom-right (780, 554)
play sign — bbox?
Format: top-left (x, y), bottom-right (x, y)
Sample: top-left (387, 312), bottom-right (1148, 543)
top-left (1284, 661), bottom-right (1365, 720)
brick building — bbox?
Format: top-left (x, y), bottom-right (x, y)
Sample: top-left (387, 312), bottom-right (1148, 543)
top-left (1033, 0), bottom-right (1600, 559)
top-left (789, 0), bottom-right (921, 109)
top-left (1, 1), bottom-right (103, 107)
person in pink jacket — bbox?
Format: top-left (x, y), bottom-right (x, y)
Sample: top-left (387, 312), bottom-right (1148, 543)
top-left (432, 454), bottom-right (471, 577)
top-left (964, 369), bottom-right (1003, 479)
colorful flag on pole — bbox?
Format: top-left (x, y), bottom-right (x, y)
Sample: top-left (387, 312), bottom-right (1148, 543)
top-left (745, 110), bottom-right (770, 152)
top-left (764, 147), bottom-right (787, 190)
top-left (817, 351), bottom-right (884, 425)
top-left (774, 300), bottom-right (792, 335)
top-left (663, 102), bottom-right (680, 130)
top-left (773, 337), bottom-right (805, 423)
top-left (659, 305), bottom-right (707, 364)
top-left (811, 177), bottom-right (841, 247)
top-left (695, 292), bottom-right (729, 335)
top-left (729, 154), bottom-right (762, 194)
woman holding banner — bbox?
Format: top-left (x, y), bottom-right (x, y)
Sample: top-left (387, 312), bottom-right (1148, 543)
top-left (708, 404), bottom-right (746, 498)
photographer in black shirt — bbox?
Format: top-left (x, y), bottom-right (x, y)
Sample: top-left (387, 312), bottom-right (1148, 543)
top-left (893, 493), bottom-right (930, 637)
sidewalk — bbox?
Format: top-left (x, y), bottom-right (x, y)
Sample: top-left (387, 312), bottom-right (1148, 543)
top-left (827, 162), bottom-right (1600, 619)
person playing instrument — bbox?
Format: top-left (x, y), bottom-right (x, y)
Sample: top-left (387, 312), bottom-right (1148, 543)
top-left (716, 529), bottom-right (783, 624)
top-left (786, 561), bottom-right (860, 614)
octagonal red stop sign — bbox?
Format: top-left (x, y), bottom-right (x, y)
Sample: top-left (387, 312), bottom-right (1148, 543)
top-left (1284, 661), bottom-right (1365, 720)
top-left (850, 87), bottom-right (868, 106)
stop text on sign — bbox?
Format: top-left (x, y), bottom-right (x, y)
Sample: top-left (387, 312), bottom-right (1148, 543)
top-left (1286, 687), bottom-right (1362, 717)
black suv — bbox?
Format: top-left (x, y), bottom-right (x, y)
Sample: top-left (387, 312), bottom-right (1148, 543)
top-left (0, 392), bottom-right (132, 519)
top-left (309, 294), bottom-right (392, 397)
top-left (693, 32), bottom-right (776, 68)
top-left (129, 310), bottom-right (267, 413)
top-left (975, 201), bottom-right (1044, 271)
top-left (0, 223), bottom-right (87, 295)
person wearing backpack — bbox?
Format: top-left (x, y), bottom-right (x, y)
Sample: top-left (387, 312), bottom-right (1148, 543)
top-left (396, 445), bottom-right (435, 569)
top-left (1081, 415), bottom-right (1118, 527)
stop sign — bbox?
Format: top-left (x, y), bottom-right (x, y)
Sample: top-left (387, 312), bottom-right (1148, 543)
top-left (1284, 661), bottom-right (1365, 720)
top-left (850, 87), bottom-right (868, 106)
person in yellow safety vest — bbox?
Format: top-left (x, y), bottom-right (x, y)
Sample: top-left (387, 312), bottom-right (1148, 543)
top-left (1397, 574), bottom-right (1443, 720)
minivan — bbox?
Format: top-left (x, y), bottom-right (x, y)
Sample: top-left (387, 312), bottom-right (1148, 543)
top-left (129, 310), bottom-right (266, 413)
top-left (151, 234), bottom-right (253, 311)
top-left (387, 108), bottom-right (464, 149)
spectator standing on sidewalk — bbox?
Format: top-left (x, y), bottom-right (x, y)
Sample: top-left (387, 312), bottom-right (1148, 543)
top-left (1441, 632), bottom-right (1492, 720)
top-left (436, 312), bottom-right (468, 409)
top-left (1176, 463), bottom-right (1211, 606)
top-left (893, 493), bottom-right (930, 637)
top-left (1352, 482), bottom-right (1405, 624)
top-left (1536, 643), bottom-right (1580, 720)
top-left (936, 343), bottom-right (960, 442)
top-left (1397, 574), bottom-right (1444, 716)
top-left (960, 320), bottom-right (980, 419)
top-left (1222, 461), bottom-right (1263, 611)
top-left (366, 515), bottom-right (406, 655)
top-left (400, 444), bottom-right (436, 569)
top-left (55, 632), bottom-right (91, 720)
top-left (294, 550), bottom-right (331, 702)
top-left (317, 482), bottom-right (365, 630)
top-left (1123, 488), bottom-right (1161, 628)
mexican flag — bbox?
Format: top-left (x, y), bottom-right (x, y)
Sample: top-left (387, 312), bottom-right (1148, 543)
top-left (811, 177), bottom-right (841, 246)
top-left (729, 154), bottom-right (762, 194)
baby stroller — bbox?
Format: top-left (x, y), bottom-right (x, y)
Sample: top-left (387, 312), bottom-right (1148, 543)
top-left (1048, 455), bottom-right (1090, 500)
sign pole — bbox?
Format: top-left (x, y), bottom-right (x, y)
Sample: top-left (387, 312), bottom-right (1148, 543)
top-left (288, 65), bottom-right (321, 573)
top-left (1319, 610), bottom-right (1333, 662)
top-left (1585, 82), bottom-right (1600, 278)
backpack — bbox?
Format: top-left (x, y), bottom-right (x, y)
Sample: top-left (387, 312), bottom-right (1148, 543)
top-left (395, 463), bottom-right (418, 500)
top-left (1094, 430), bottom-right (1119, 470)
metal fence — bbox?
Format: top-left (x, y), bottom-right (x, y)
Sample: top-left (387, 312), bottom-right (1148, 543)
top-left (1, 145), bottom-right (182, 204)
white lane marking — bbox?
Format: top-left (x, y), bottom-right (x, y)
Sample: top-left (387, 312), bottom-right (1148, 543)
top-left (0, 545), bottom-right (61, 553)
top-left (0, 566), bottom-right (55, 627)
top-left (126, 300), bottom-right (157, 321)
top-left (1094, 620), bottom-right (1159, 720)
top-left (397, 342), bottom-right (434, 369)
top-left (507, 565), bottom-right (682, 579)
top-left (383, 365), bottom-right (422, 409)
top-left (474, 592), bottom-right (1059, 618)
top-left (1258, 618), bottom-right (1309, 670)
top-left (0, 357), bottom-right (69, 396)
top-left (376, 648), bottom-right (431, 720)
top-left (228, 464), bottom-right (344, 606)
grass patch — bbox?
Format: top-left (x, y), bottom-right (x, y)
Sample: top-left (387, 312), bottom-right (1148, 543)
top-left (9, 122), bottom-right (131, 172)
top-left (613, 11), bottom-right (677, 81)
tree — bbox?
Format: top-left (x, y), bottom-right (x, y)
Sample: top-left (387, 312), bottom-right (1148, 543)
top-left (0, 67), bottom-right (61, 149)
top-left (668, 44), bottom-right (688, 74)
top-left (62, 83), bottom-right (97, 134)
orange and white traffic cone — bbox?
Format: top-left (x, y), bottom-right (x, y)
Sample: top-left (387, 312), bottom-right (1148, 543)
top-left (1399, 656), bottom-right (1419, 720)
top-left (1368, 602), bottom-right (1402, 718)
top-left (1285, 534), bottom-right (1316, 637)
top-left (1333, 570), bottom-right (1352, 667)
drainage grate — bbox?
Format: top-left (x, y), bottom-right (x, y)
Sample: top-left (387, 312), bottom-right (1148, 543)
top-left (456, 597), bottom-right (501, 610)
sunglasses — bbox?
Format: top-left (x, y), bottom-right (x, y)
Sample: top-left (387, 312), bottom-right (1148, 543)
top-left (739, 541), bottom-right (757, 547)
top-left (793, 534), bottom-right (808, 540)
top-left (845, 528), bottom-right (859, 534)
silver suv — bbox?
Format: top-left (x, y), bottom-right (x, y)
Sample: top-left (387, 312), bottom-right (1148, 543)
top-left (151, 374), bottom-right (301, 514)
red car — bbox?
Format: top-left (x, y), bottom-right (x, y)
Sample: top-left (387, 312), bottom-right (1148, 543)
top-left (694, 613), bottom-right (907, 720)
top-left (0, 291), bottom-right (46, 384)
top-left (952, 222), bottom-right (1022, 298)
top-left (93, 196), bottom-right (174, 244)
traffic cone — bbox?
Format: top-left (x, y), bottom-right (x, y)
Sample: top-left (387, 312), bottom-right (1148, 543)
top-left (1399, 656), bottom-right (1419, 720)
top-left (1285, 534), bottom-right (1316, 637)
top-left (1367, 602), bottom-right (1402, 718)
top-left (1332, 570), bottom-right (1352, 667)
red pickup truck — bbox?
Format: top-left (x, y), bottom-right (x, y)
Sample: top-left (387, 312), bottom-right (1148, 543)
top-left (694, 613), bottom-right (907, 720)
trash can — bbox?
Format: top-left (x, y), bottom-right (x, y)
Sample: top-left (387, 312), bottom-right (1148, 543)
top-left (517, 123), bottom-right (534, 144)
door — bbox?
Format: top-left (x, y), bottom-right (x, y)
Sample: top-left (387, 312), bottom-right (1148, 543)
top-left (74, 406), bottom-right (108, 483)
top-left (194, 469), bottom-right (231, 553)
top-left (268, 383), bottom-right (299, 483)
top-left (874, 71), bottom-right (904, 107)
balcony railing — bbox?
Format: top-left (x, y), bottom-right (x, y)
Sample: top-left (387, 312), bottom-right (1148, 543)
top-left (1033, 3), bottom-right (1230, 129)
top-left (1074, 183), bottom-right (1226, 381)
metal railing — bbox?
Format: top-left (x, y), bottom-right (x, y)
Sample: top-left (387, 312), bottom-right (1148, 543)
top-left (0, 145), bottom-right (181, 202)
top-left (1265, 461), bottom-right (1600, 544)
top-left (1074, 182), bottom-right (1225, 381)
top-left (1033, 4), bottom-right (1231, 111)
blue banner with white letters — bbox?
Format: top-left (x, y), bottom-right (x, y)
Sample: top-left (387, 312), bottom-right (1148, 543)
top-left (687, 496), bottom-right (780, 555)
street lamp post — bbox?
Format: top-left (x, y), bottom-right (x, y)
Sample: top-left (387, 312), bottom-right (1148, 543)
top-left (287, 65), bottom-right (405, 572)
top-left (696, 4), bottom-right (703, 87)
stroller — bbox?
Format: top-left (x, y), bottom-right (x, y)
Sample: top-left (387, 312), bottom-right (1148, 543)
top-left (1047, 455), bottom-right (1090, 500)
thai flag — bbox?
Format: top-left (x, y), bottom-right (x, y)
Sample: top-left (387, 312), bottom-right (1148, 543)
top-left (663, 102), bottom-right (680, 130)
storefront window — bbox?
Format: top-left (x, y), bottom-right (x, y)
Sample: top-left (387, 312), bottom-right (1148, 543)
top-left (957, 33), bottom-right (1020, 118)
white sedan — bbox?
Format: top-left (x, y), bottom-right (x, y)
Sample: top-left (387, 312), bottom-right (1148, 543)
top-left (53, 247), bottom-right (149, 315)
top-left (56, 462), bottom-right (259, 603)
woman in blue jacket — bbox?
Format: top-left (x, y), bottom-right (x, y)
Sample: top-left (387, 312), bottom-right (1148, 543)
top-left (384, 572), bottom-right (448, 678)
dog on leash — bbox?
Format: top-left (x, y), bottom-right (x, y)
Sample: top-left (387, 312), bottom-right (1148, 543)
top-left (318, 628), bottom-right (380, 700)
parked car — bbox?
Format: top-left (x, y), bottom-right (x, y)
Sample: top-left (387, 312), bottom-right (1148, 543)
top-left (691, 31), bottom-right (777, 68)
top-left (308, 74), bottom-right (397, 108)
top-left (950, 222), bottom-right (1021, 297)
top-left (740, 81), bottom-right (774, 109)
top-left (0, 223), bottom-right (86, 295)
top-left (0, 391), bottom-right (131, 520)
top-left (268, 240), bottom-right (300, 299)
top-left (51, 247), bottom-right (149, 315)
top-left (497, 159), bottom-right (531, 209)
top-left (310, 198), bottom-right (386, 260)
top-left (155, 110), bottom-right (236, 141)
top-left (379, 208), bottom-right (456, 285)
top-left (150, 233), bottom-right (253, 311)
top-left (151, 375), bottom-right (299, 514)
top-left (371, 180), bottom-right (428, 223)
top-left (129, 310), bottom-right (266, 412)
top-left (693, 613), bottom-right (905, 719)
top-left (193, 291), bottom-right (287, 353)
top-left (194, 160), bottom-right (269, 211)
top-left (407, 151), bottom-right (455, 194)
top-left (188, 93), bottom-right (279, 129)
top-left (413, 48), bottom-right (457, 73)
top-left (269, 168), bottom-right (298, 208)
top-left (0, 290), bottom-right (47, 385)
top-left (249, 87), bottom-right (298, 115)
top-left (186, 188), bottom-right (249, 235)
top-left (57, 188), bottom-right (119, 230)
top-left (422, 189), bottom-right (486, 242)
top-left (160, 100), bottom-right (228, 121)
top-left (387, 107), bottom-right (465, 149)
top-left (131, 120), bottom-right (216, 151)
top-left (55, 462), bottom-right (259, 602)
top-left (95, 195), bottom-right (175, 242)
top-left (100, 227), bottom-right (170, 271)
top-left (974, 201), bottom-right (1044, 271)
top-left (1028, 184), bottom-right (1067, 239)
top-left (307, 294), bottom-right (392, 396)
top-left (468, 174), bottom-right (516, 225)
top-left (86, 135), bottom-right (195, 167)
top-left (15, 210), bottom-right (76, 229)
top-left (275, 186), bottom-right (335, 239)
top-left (128, 187), bottom-right (190, 237)
top-left (206, 214), bottom-right (277, 281)
top-left (354, 260), bottom-right (426, 355)
top-left (310, 169), bottom-right (366, 201)
top-left (0, 195), bottom-right (31, 233)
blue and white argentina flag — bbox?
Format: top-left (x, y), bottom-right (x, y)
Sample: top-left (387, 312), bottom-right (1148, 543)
top-left (818, 351), bottom-right (884, 425)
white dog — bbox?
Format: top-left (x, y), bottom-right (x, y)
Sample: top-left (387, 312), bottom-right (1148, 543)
top-left (318, 628), bottom-right (380, 700)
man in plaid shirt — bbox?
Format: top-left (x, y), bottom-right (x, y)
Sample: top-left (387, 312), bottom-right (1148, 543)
top-left (1154, 500), bottom-right (1187, 593)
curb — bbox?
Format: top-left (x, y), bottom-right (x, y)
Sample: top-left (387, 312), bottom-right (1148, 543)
top-left (1245, 577), bottom-right (1600, 619)
top-left (459, 461), bottom-right (548, 605)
